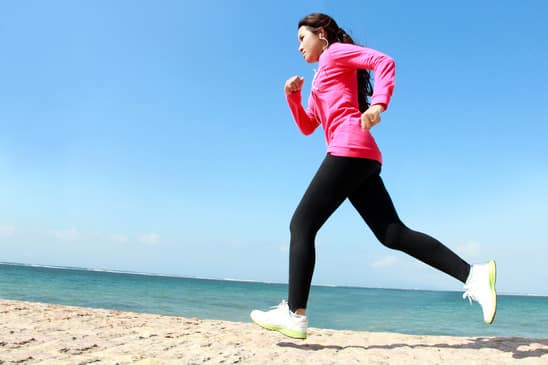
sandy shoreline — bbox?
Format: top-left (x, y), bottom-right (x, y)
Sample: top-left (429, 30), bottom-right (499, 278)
top-left (1, 299), bottom-right (547, 364)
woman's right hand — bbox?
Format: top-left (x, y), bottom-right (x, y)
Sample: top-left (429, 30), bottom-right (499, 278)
top-left (284, 76), bottom-right (304, 95)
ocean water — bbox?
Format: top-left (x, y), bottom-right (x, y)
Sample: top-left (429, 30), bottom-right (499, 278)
top-left (0, 262), bottom-right (546, 339)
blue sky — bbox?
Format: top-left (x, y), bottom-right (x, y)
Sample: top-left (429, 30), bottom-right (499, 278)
top-left (1, 0), bottom-right (547, 295)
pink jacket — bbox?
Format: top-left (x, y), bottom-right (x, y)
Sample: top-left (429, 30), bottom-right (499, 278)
top-left (286, 42), bottom-right (396, 162)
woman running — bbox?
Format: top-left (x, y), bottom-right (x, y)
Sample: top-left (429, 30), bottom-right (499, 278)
top-left (250, 13), bottom-right (497, 339)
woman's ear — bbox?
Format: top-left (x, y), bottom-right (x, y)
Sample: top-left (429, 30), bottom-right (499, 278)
top-left (319, 28), bottom-right (327, 39)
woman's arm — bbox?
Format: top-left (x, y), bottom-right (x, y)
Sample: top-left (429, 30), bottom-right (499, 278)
top-left (285, 76), bottom-right (320, 135)
top-left (332, 43), bottom-right (396, 110)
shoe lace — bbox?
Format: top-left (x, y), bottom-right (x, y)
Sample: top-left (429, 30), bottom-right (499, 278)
top-left (462, 284), bottom-right (474, 304)
top-left (270, 300), bottom-right (289, 310)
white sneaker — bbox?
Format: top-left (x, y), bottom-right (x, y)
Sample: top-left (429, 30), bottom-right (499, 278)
top-left (463, 260), bottom-right (497, 324)
top-left (250, 300), bottom-right (308, 339)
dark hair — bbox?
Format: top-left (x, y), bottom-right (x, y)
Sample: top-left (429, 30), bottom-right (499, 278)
top-left (298, 13), bottom-right (373, 112)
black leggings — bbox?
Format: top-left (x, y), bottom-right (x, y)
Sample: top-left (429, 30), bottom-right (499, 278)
top-left (288, 154), bottom-right (471, 312)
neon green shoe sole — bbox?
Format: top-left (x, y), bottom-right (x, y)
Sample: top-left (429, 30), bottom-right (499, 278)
top-left (252, 320), bottom-right (307, 339)
top-left (485, 260), bottom-right (497, 324)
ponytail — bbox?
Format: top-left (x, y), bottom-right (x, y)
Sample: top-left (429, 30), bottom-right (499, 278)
top-left (336, 27), bottom-right (374, 113)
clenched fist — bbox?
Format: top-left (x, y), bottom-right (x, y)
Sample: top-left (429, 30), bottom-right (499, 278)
top-left (361, 104), bottom-right (385, 130)
top-left (285, 76), bottom-right (305, 95)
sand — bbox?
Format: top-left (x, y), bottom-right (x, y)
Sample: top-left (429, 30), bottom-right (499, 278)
top-left (1, 299), bottom-right (547, 364)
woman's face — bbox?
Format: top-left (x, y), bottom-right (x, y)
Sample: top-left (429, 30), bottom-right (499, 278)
top-left (298, 26), bottom-right (324, 63)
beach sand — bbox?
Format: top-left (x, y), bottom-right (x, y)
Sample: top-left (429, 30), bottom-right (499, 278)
top-left (1, 299), bottom-right (547, 364)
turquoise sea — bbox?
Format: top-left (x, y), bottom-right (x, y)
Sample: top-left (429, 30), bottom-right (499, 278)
top-left (0, 262), bottom-right (546, 339)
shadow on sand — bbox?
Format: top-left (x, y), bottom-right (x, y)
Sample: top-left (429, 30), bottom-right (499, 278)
top-left (278, 336), bottom-right (548, 360)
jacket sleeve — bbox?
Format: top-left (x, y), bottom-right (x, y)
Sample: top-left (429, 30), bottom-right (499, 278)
top-left (286, 92), bottom-right (320, 135)
top-left (332, 43), bottom-right (396, 109)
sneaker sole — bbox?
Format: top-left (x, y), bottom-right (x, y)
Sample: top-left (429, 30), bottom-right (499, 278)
top-left (251, 319), bottom-right (307, 339)
top-left (485, 260), bottom-right (497, 324)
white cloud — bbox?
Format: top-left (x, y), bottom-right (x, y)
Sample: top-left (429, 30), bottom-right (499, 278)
top-left (109, 234), bottom-right (129, 244)
top-left (49, 227), bottom-right (80, 241)
top-left (139, 233), bottom-right (161, 246)
top-left (0, 224), bottom-right (16, 237)
top-left (370, 255), bottom-right (399, 268)
top-left (455, 241), bottom-right (481, 259)
top-left (412, 260), bottom-right (430, 270)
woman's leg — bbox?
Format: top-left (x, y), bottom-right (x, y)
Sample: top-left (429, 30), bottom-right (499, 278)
top-left (348, 170), bottom-right (471, 283)
top-left (288, 155), bottom-right (380, 312)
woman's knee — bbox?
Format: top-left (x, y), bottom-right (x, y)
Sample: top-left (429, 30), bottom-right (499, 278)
top-left (377, 222), bottom-right (408, 250)
top-left (290, 222), bottom-right (314, 243)
top-left (290, 214), bottom-right (318, 247)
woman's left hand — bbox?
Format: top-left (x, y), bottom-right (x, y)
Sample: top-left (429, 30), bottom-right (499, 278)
top-left (361, 104), bottom-right (386, 130)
